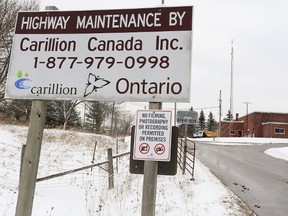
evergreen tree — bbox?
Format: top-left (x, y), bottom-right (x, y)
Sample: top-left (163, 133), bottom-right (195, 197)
top-left (198, 110), bottom-right (206, 130)
top-left (207, 111), bottom-right (217, 131)
top-left (85, 101), bottom-right (110, 133)
top-left (0, 99), bottom-right (32, 121)
top-left (224, 110), bottom-right (233, 121)
top-left (46, 101), bottom-right (64, 127)
top-left (188, 106), bottom-right (196, 137)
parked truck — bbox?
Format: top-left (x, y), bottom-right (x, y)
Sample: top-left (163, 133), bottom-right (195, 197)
top-left (193, 130), bottom-right (217, 138)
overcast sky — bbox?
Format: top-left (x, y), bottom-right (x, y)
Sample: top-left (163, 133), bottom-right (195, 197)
top-left (39, 0), bottom-right (288, 120)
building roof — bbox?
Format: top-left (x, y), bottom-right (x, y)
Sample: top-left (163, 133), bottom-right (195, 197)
top-left (262, 122), bottom-right (288, 125)
top-left (247, 111), bottom-right (288, 116)
top-left (221, 120), bottom-right (244, 123)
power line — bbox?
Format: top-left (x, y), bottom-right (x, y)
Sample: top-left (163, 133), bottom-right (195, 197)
top-left (193, 106), bottom-right (219, 110)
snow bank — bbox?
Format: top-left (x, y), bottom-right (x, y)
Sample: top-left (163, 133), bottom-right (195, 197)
top-left (265, 147), bottom-right (288, 161)
top-left (0, 124), bottom-right (251, 215)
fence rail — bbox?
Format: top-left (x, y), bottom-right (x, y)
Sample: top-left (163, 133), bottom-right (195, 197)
top-left (36, 131), bottom-right (196, 185)
top-left (177, 132), bottom-right (196, 180)
top-left (36, 150), bottom-right (129, 183)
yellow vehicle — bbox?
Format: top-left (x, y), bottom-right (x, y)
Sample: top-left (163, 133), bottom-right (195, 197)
top-left (193, 130), bottom-right (217, 138)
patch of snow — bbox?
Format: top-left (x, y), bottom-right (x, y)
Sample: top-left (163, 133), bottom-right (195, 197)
top-left (264, 147), bottom-right (288, 161)
top-left (0, 124), bottom-right (258, 215)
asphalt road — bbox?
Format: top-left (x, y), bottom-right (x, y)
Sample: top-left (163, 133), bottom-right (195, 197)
top-left (193, 142), bottom-right (288, 216)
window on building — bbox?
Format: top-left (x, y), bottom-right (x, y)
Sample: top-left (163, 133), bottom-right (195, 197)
top-left (230, 130), bottom-right (236, 135)
top-left (274, 128), bottom-right (285, 134)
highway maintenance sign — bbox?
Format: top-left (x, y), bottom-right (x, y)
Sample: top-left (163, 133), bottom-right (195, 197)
top-left (5, 6), bottom-right (193, 102)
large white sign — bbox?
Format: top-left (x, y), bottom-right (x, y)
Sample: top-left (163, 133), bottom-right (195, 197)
top-left (134, 110), bottom-right (172, 161)
top-left (5, 6), bottom-right (193, 102)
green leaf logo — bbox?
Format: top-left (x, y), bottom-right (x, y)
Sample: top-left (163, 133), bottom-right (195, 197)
top-left (17, 70), bottom-right (23, 78)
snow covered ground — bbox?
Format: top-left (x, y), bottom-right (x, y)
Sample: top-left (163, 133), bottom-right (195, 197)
top-left (0, 124), bottom-right (287, 216)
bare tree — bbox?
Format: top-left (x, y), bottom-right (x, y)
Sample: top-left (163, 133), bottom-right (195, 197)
top-left (62, 100), bottom-right (82, 130)
top-left (114, 111), bottom-right (134, 137)
top-left (45, 100), bottom-right (81, 129)
top-left (0, 0), bottom-right (39, 97)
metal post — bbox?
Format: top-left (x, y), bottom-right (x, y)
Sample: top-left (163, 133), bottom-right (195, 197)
top-left (174, 102), bottom-right (177, 126)
top-left (142, 1), bottom-right (164, 214)
top-left (141, 102), bottom-right (161, 216)
top-left (182, 124), bottom-right (188, 174)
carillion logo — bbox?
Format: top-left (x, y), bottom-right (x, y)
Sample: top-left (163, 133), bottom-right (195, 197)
top-left (14, 70), bottom-right (31, 89)
top-left (13, 70), bottom-right (77, 96)
top-left (12, 71), bottom-right (111, 97)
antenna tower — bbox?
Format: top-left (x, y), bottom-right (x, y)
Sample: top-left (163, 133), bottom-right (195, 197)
top-left (230, 40), bottom-right (234, 120)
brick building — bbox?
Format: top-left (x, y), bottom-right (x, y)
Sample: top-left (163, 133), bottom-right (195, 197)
top-left (220, 113), bottom-right (244, 137)
top-left (220, 112), bottom-right (288, 138)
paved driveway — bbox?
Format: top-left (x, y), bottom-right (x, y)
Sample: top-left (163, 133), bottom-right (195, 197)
top-left (194, 142), bottom-right (288, 216)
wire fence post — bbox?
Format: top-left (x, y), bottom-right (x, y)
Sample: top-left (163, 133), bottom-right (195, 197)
top-left (107, 148), bottom-right (114, 190)
top-left (182, 124), bottom-right (188, 174)
top-left (116, 138), bottom-right (119, 173)
top-left (91, 141), bottom-right (97, 171)
top-left (191, 141), bottom-right (196, 180)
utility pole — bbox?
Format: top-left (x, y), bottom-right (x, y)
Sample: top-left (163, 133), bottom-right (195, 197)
top-left (229, 40), bottom-right (234, 119)
top-left (15, 6), bottom-right (56, 216)
top-left (243, 102), bottom-right (251, 136)
top-left (218, 90), bottom-right (222, 137)
top-left (228, 40), bottom-right (234, 136)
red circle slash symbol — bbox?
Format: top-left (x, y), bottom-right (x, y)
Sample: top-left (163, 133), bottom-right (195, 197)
top-left (139, 143), bottom-right (150, 154)
top-left (154, 143), bottom-right (165, 155)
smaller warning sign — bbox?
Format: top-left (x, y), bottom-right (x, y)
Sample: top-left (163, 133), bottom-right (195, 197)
top-left (133, 110), bottom-right (172, 161)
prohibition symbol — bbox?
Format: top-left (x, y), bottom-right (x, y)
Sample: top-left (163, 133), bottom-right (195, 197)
top-left (139, 143), bottom-right (150, 154)
top-left (154, 143), bottom-right (165, 155)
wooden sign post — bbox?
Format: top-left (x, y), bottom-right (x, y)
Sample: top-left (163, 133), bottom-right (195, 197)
top-left (15, 6), bottom-right (56, 216)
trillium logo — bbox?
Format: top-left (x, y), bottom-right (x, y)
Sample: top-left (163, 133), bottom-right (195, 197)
top-left (14, 70), bottom-right (31, 90)
top-left (84, 73), bottom-right (110, 97)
